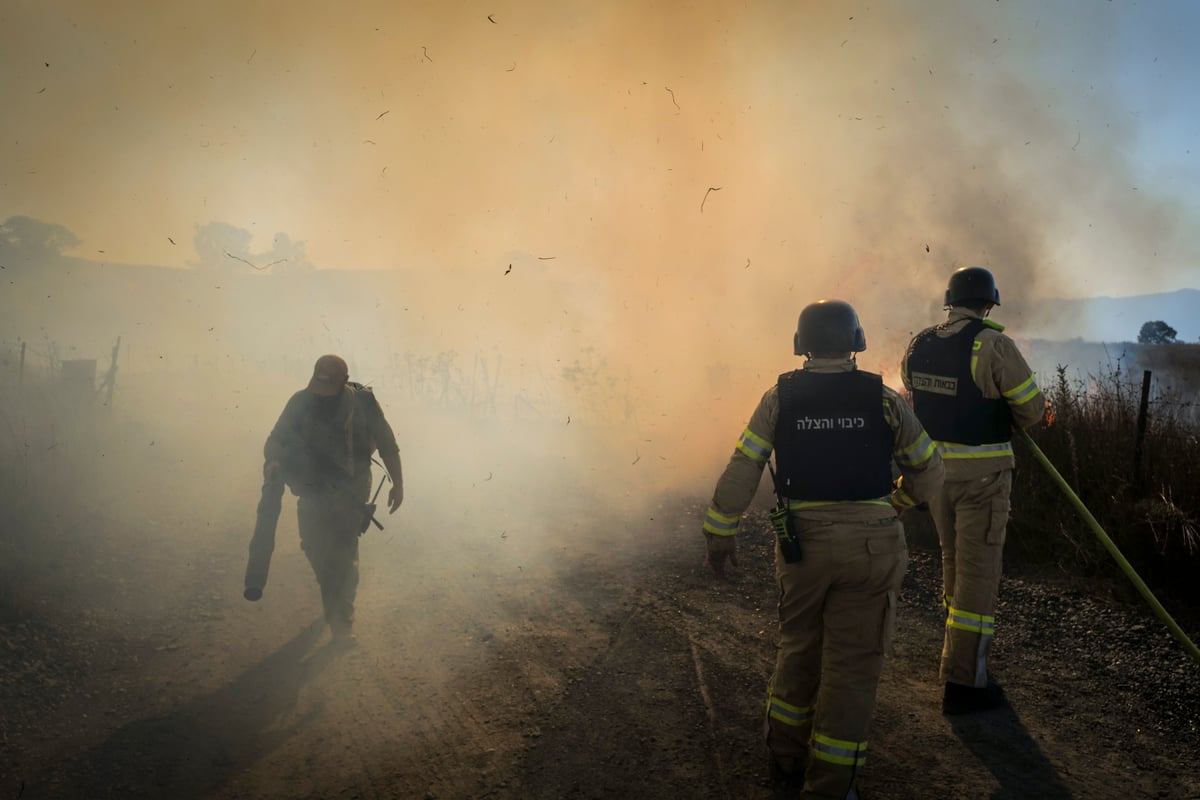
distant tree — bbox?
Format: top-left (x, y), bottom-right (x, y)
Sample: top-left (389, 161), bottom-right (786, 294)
top-left (0, 216), bottom-right (81, 258)
top-left (1137, 320), bottom-right (1178, 345)
top-left (188, 221), bottom-right (314, 272)
top-left (264, 232), bottom-right (315, 274)
top-left (189, 221), bottom-right (254, 270)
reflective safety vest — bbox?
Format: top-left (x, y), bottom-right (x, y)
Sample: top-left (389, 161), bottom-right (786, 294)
top-left (773, 369), bottom-right (893, 501)
top-left (906, 320), bottom-right (1012, 445)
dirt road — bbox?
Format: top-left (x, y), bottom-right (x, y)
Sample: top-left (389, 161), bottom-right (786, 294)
top-left (3, 437), bottom-right (1200, 800)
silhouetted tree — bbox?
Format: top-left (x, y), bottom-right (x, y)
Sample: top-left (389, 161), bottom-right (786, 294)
top-left (264, 232), bottom-right (315, 274)
top-left (0, 216), bottom-right (81, 260)
top-left (189, 221), bottom-right (254, 271)
top-left (1137, 320), bottom-right (1177, 345)
top-left (188, 221), bottom-right (314, 273)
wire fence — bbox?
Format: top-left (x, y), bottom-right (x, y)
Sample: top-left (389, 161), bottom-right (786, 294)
top-left (0, 335), bottom-right (648, 433)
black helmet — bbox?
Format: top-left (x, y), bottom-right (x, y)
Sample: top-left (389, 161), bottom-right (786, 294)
top-left (945, 266), bottom-right (1000, 307)
top-left (794, 299), bottom-right (867, 356)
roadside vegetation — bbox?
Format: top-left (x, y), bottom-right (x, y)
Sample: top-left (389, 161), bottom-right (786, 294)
top-left (1008, 344), bottom-right (1200, 619)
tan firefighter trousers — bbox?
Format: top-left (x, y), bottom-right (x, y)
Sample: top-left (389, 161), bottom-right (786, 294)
top-left (765, 516), bottom-right (907, 800)
top-left (929, 468), bottom-right (1012, 688)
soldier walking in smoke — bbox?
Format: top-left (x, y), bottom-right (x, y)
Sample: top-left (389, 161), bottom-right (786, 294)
top-left (902, 266), bottom-right (1045, 715)
top-left (702, 300), bottom-right (944, 800)
top-left (245, 354), bottom-right (404, 645)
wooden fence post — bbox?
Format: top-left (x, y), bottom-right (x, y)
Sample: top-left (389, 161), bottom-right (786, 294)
top-left (1133, 369), bottom-right (1151, 490)
top-left (106, 336), bottom-right (121, 408)
top-left (95, 336), bottom-right (122, 408)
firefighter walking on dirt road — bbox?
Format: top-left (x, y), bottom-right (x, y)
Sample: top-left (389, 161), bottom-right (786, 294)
top-left (703, 300), bottom-right (944, 800)
top-left (902, 266), bottom-right (1045, 715)
top-left (261, 354), bottom-right (404, 645)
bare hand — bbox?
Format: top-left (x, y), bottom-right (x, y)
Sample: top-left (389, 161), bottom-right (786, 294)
top-left (388, 484), bottom-right (404, 513)
top-left (263, 460), bottom-right (282, 482)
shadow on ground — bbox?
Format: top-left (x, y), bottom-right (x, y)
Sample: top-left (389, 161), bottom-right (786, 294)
top-left (949, 703), bottom-right (1072, 800)
top-left (24, 619), bottom-right (342, 800)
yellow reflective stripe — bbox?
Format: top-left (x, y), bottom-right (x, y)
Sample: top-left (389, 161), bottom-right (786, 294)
top-left (946, 605), bottom-right (996, 635)
top-left (785, 497), bottom-right (891, 510)
top-left (736, 427), bottom-right (772, 463)
top-left (811, 732), bottom-right (868, 767)
top-left (895, 431), bottom-right (936, 466)
top-left (1003, 375), bottom-right (1041, 406)
top-left (766, 694), bottom-right (814, 727)
top-left (703, 508), bottom-right (740, 536)
top-left (935, 441), bottom-right (1013, 460)
top-left (882, 398), bottom-right (898, 427)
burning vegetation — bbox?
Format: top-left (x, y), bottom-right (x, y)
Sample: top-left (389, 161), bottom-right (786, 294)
top-left (1004, 347), bottom-right (1200, 607)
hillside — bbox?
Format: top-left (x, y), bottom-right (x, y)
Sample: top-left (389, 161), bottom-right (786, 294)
top-left (1018, 289), bottom-right (1200, 344)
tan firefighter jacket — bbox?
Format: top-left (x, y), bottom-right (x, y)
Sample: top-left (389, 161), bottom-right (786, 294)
top-left (703, 357), bottom-right (944, 537)
top-left (901, 308), bottom-right (1046, 481)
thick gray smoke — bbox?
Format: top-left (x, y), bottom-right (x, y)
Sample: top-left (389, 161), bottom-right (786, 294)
top-left (3, 1), bottom-right (1198, 598)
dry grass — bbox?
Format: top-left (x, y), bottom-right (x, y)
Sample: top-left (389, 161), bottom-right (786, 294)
top-left (1011, 348), bottom-right (1200, 608)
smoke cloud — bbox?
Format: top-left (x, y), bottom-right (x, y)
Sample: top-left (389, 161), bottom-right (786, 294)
top-left (3, 1), bottom-right (1199, 591)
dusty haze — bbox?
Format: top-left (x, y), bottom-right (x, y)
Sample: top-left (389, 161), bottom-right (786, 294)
top-left (3, 3), bottom-right (1199, 650)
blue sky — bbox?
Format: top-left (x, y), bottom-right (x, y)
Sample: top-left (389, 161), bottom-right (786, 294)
top-left (1112, 3), bottom-right (1200, 191)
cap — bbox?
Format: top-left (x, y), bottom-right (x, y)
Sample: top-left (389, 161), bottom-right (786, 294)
top-left (307, 354), bottom-right (349, 396)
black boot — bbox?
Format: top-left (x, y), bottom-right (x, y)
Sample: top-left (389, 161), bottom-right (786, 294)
top-left (769, 756), bottom-right (805, 800)
top-left (942, 680), bottom-right (1006, 715)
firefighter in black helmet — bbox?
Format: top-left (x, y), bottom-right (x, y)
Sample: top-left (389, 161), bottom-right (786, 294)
top-left (902, 266), bottom-right (1046, 715)
top-left (944, 265), bottom-right (1001, 308)
top-left (793, 299), bottom-right (868, 355)
top-left (703, 299), bottom-right (944, 799)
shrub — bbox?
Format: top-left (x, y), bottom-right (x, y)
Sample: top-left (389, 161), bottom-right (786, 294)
top-left (1009, 359), bottom-right (1200, 611)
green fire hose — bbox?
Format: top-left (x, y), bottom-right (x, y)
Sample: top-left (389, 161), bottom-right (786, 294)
top-left (1019, 429), bottom-right (1200, 666)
